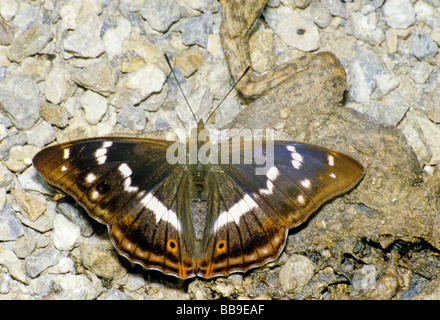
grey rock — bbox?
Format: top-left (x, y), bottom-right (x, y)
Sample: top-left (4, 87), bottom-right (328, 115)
top-left (13, 236), bottom-right (36, 259)
top-left (125, 273), bottom-right (146, 292)
top-left (140, 0), bottom-right (181, 33)
top-left (421, 68), bottom-right (440, 123)
top-left (0, 204), bottom-right (25, 241)
top-left (47, 257), bottom-right (75, 274)
top-left (28, 273), bottom-right (57, 298)
top-left (10, 4), bottom-right (40, 36)
top-left (361, 0), bottom-right (385, 15)
top-left (25, 246), bottom-right (64, 278)
top-left (279, 254), bottom-right (316, 293)
top-left (72, 60), bottom-right (117, 96)
top-left (0, 19), bottom-right (13, 46)
top-left (179, 12), bottom-right (213, 48)
top-left (80, 242), bottom-right (127, 280)
top-left (215, 97), bottom-right (242, 128)
top-left (367, 92), bottom-right (409, 126)
top-left (18, 207), bottom-right (54, 234)
top-left (411, 31), bottom-right (438, 60)
top-left (53, 214), bottom-right (81, 251)
top-left (425, 0), bottom-right (440, 7)
top-left (348, 47), bottom-right (386, 103)
top-left (0, 132), bottom-right (27, 161)
top-left (140, 84), bottom-right (168, 112)
top-left (410, 61), bottom-right (434, 84)
top-left (102, 17), bottom-right (132, 60)
top-left (126, 12), bottom-right (147, 35)
top-left (98, 288), bottom-right (133, 300)
top-left (111, 64), bottom-right (166, 106)
top-left (56, 202), bottom-right (94, 237)
top-left (53, 274), bottom-right (103, 299)
top-left (17, 165), bottom-right (54, 195)
top-left (345, 12), bottom-right (385, 46)
top-left (321, 0), bottom-right (346, 18)
top-left (309, 2), bottom-right (331, 28)
top-left (6, 144), bottom-right (40, 173)
top-left (352, 265), bottom-right (377, 293)
top-left (63, 15), bottom-right (105, 58)
top-left (398, 109), bottom-right (440, 165)
top-left (0, 247), bottom-right (28, 284)
top-left (0, 188), bottom-right (5, 212)
top-left (117, 103), bottom-right (146, 131)
top-left (7, 24), bottom-right (53, 62)
top-left (44, 66), bottom-right (71, 105)
top-left (80, 90), bottom-right (108, 125)
top-left (155, 119), bottom-right (170, 131)
top-left (39, 101), bottom-right (71, 129)
top-left (0, 162), bottom-right (15, 192)
top-left (401, 273), bottom-right (429, 300)
top-left (25, 121), bottom-right (56, 148)
top-left (375, 73), bottom-right (400, 96)
top-left (0, 273), bottom-right (11, 294)
top-left (0, 74), bottom-right (41, 130)
top-left (0, 0), bottom-right (18, 21)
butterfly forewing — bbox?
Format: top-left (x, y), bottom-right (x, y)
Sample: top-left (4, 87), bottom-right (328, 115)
top-left (33, 138), bottom-right (176, 224)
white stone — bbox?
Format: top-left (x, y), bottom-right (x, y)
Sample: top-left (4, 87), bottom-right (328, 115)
top-left (279, 254), bottom-right (316, 293)
top-left (385, 28), bottom-right (398, 54)
top-left (375, 73), bottom-right (399, 96)
top-left (0, 0), bottom-right (18, 21)
top-left (47, 257), bottom-right (75, 274)
top-left (0, 247), bottom-right (28, 284)
top-left (414, 1), bottom-right (435, 24)
top-left (59, 2), bottom-right (81, 29)
top-left (117, 64), bottom-right (166, 105)
top-left (80, 90), bottom-right (108, 125)
top-left (410, 62), bottom-right (433, 84)
top-left (309, 2), bottom-right (331, 28)
top-left (263, 6), bottom-right (320, 52)
top-left (345, 12), bottom-right (384, 46)
top-left (382, 0), bottom-right (415, 29)
top-left (125, 273), bottom-right (146, 292)
top-left (54, 274), bottom-right (103, 299)
top-left (398, 109), bottom-right (440, 166)
top-left (352, 265), bottom-right (377, 292)
top-left (44, 66), bottom-right (71, 104)
top-left (103, 17), bottom-right (132, 60)
top-left (63, 15), bottom-right (105, 58)
top-left (53, 214), bottom-right (81, 251)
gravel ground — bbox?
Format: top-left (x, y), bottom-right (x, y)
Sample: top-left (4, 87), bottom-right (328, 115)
top-left (0, 0), bottom-right (439, 300)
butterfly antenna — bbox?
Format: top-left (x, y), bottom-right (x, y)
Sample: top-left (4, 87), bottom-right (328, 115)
top-left (203, 65), bottom-right (251, 129)
top-left (164, 53), bottom-right (197, 124)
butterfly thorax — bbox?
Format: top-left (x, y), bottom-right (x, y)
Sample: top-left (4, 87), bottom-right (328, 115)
top-left (184, 121), bottom-right (212, 242)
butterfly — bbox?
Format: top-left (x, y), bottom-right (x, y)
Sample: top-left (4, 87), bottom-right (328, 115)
top-left (33, 59), bottom-right (364, 279)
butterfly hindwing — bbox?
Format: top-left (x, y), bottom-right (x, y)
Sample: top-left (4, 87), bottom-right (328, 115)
top-left (109, 168), bottom-right (196, 278)
top-left (197, 167), bottom-right (287, 278)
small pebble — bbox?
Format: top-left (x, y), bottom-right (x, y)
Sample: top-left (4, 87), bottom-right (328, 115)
top-left (382, 0), bottom-right (415, 29)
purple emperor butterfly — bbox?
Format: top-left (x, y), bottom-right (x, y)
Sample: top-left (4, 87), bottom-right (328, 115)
top-left (33, 62), bottom-right (364, 279)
